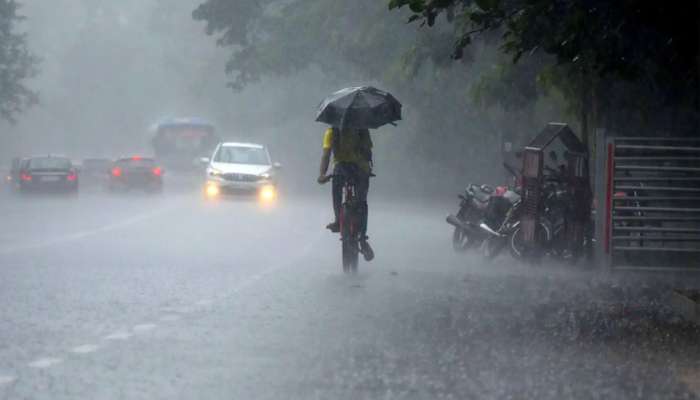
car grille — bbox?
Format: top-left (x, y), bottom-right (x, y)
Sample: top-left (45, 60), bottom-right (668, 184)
top-left (222, 173), bottom-right (262, 182)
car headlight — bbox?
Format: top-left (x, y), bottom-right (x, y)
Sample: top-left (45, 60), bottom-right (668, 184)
top-left (258, 184), bottom-right (276, 203)
top-left (209, 169), bottom-right (223, 177)
top-left (205, 182), bottom-right (220, 198)
top-left (260, 172), bottom-right (271, 179)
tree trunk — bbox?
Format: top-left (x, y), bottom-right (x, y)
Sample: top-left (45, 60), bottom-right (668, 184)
top-left (580, 73), bottom-right (590, 149)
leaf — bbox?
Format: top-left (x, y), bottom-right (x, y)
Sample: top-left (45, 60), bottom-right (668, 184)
top-left (387, 0), bottom-right (406, 10)
top-left (407, 14), bottom-right (421, 23)
top-left (474, 0), bottom-right (499, 11)
top-left (456, 35), bottom-right (471, 48)
top-left (408, 0), bottom-right (425, 13)
top-left (469, 11), bottom-right (487, 25)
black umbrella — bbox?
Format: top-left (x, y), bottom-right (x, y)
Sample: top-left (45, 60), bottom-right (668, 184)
top-left (315, 86), bottom-right (402, 129)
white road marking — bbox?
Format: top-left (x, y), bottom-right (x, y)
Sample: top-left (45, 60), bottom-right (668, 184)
top-left (71, 344), bottom-right (99, 354)
top-left (104, 331), bottom-right (132, 341)
top-left (0, 375), bottom-right (16, 386)
top-left (159, 314), bottom-right (180, 322)
top-left (0, 203), bottom-right (180, 255)
top-left (5, 232), bottom-right (323, 381)
top-left (133, 323), bottom-right (157, 332)
top-left (220, 232), bottom-right (324, 299)
top-left (28, 358), bottom-right (63, 369)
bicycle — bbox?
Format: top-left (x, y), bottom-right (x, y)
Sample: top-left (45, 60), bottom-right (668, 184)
top-left (322, 172), bottom-right (371, 273)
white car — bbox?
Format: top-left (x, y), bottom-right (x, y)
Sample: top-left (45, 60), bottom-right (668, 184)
top-left (202, 142), bottom-right (280, 201)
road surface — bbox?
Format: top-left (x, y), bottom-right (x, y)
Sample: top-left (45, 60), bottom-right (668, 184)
top-left (0, 183), bottom-right (698, 399)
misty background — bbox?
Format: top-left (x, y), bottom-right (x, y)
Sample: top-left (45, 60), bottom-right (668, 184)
top-left (0, 0), bottom-right (571, 197)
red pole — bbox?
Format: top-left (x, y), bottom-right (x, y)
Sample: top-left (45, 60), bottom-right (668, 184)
top-left (604, 143), bottom-right (614, 254)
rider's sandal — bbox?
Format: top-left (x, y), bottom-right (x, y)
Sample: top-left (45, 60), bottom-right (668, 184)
top-left (326, 221), bottom-right (340, 233)
top-left (360, 238), bottom-right (374, 262)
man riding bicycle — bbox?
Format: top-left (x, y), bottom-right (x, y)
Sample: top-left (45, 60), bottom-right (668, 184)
top-left (317, 126), bottom-right (375, 261)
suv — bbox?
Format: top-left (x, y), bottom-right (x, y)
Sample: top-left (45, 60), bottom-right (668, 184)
top-left (202, 142), bottom-right (280, 201)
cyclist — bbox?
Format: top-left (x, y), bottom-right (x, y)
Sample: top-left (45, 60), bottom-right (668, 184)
top-left (317, 126), bottom-right (374, 261)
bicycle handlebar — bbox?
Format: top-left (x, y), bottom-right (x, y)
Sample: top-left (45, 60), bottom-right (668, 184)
top-left (322, 172), bottom-right (376, 181)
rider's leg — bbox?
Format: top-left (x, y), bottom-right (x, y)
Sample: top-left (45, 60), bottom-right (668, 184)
top-left (356, 172), bottom-right (374, 261)
top-left (327, 166), bottom-right (344, 232)
top-left (356, 173), bottom-right (369, 237)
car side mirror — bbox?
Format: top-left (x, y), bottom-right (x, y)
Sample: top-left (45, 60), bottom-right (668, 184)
top-left (273, 162), bottom-right (282, 169)
top-left (200, 157), bottom-right (210, 165)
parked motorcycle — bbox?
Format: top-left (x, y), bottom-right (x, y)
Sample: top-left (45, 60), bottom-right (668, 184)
top-left (446, 183), bottom-right (495, 251)
top-left (475, 163), bottom-right (524, 259)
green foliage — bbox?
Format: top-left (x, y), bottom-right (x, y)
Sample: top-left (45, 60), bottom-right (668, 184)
top-left (193, 0), bottom-right (421, 90)
top-left (0, 0), bottom-right (38, 123)
top-left (390, 1), bottom-right (697, 80)
top-left (471, 55), bottom-right (543, 112)
top-left (193, 0), bottom-right (524, 191)
top-left (388, 0), bottom-right (700, 131)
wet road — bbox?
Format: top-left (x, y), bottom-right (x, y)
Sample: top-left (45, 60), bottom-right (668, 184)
top-left (0, 184), bottom-right (698, 399)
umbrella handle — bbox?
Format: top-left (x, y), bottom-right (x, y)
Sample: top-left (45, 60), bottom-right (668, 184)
top-left (339, 112), bottom-right (347, 131)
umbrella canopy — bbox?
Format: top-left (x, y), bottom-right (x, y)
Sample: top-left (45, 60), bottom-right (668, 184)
top-left (315, 86), bottom-right (401, 129)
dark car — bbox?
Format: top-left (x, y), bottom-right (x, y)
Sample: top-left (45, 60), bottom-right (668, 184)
top-left (6, 157), bottom-right (25, 189)
top-left (18, 156), bottom-right (78, 194)
top-left (109, 156), bottom-right (163, 192)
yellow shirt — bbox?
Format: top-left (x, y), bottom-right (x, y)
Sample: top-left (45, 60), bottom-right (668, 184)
top-left (322, 128), bottom-right (372, 173)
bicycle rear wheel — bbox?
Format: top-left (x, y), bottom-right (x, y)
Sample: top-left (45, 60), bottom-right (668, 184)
top-left (340, 205), bottom-right (359, 273)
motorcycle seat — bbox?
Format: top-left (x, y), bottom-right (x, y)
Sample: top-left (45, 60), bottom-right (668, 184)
top-left (469, 184), bottom-right (493, 203)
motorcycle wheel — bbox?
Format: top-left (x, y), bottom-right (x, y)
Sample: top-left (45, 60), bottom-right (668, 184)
top-left (482, 237), bottom-right (507, 260)
top-left (452, 227), bottom-right (472, 252)
top-left (509, 222), bottom-right (550, 260)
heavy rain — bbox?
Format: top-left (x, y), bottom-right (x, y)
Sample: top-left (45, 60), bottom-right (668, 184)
top-left (0, 1), bottom-right (698, 399)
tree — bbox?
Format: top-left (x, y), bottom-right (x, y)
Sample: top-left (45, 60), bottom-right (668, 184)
top-left (192, 0), bottom-right (421, 90)
top-left (190, 0), bottom-right (575, 192)
top-left (388, 0), bottom-right (700, 140)
top-left (0, 0), bottom-right (38, 123)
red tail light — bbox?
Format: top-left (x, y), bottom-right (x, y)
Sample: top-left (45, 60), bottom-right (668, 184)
top-left (67, 172), bottom-right (77, 181)
top-left (152, 167), bottom-right (162, 176)
top-left (131, 156), bottom-right (142, 161)
top-left (20, 173), bottom-right (32, 181)
top-left (111, 167), bottom-right (122, 177)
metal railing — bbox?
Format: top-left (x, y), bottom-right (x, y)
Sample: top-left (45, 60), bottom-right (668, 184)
top-left (595, 136), bottom-right (700, 271)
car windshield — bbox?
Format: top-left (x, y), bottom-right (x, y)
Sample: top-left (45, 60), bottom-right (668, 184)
top-left (214, 146), bottom-right (269, 165)
top-left (28, 157), bottom-right (71, 170)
